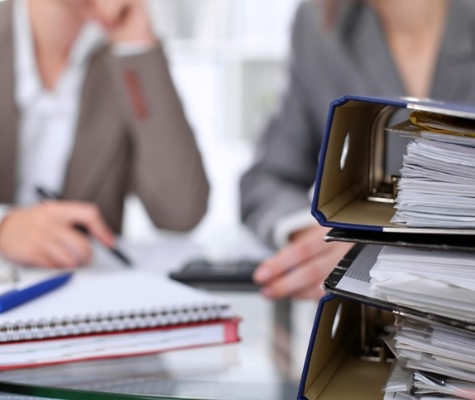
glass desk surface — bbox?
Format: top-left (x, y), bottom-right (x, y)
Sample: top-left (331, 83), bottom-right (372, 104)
top-left (0, 291), bottom-right (318, 400)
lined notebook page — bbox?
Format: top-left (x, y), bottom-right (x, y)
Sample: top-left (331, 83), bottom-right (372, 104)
top-left (0, 270), bottom-right (233, 342)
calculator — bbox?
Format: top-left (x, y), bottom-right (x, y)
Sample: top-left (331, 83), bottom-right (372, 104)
top-left (169, 258), bottom-right (261, 290)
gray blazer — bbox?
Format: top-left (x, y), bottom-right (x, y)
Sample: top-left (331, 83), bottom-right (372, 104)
top-left (0, 1), bottom-right (209, 233)
top-left (240, 0), bottom-right (475, 247)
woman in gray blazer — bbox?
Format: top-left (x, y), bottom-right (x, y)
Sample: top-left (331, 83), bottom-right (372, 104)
top-left (240, 0), bottom-right (475, 299)
top-left (0, 0), bottom-right (209, 268)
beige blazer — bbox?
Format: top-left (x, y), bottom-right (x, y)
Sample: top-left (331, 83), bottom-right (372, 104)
top-left (0, 1), bottom-right (209, 233)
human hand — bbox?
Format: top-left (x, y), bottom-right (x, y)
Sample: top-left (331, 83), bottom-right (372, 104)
top-left (253, 225), bottom-right (353, 300)
top-left (86, 0), bottom-right (157, 46)
top-left (0, 201), bottom-right (115, 269)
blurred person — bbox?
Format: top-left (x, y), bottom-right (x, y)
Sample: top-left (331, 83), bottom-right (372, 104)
top-left (0, 0), bottom-right (209, 268)
top-left (240, 0), bottom-right (475, 300)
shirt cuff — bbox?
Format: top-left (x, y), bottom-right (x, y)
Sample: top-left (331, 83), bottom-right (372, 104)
top-left (0, 205), bottom-right (12, 228)
top-left (0, 205), bottom-right (12, 265)
top-left (111, 42), bottom-right (158, 57)
top-left (272, 208), bottom-right (317, 248)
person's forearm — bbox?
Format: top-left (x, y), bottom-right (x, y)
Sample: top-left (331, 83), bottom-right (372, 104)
top-left (114, 48), bottom-right (209, 230)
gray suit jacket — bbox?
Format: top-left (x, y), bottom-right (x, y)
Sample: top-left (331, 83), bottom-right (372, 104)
top-left (0, 1), bottom-right (209, 233)
top-left (240, 0), bottom-right (475, 247)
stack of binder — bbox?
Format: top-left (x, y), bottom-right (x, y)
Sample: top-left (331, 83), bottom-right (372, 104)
top-left (297, 95), bottom-right (475, 400)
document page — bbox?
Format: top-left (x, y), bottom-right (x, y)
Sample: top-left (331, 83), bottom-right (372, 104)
top-left (388, 111), bottom-right (475, 228)
top-left (383, 314), bottom-right (475, 399)
top-left (369, 245), bottom-right (475, 322)
top-left (334, 244), bottom-right (381, 298)
top-left (331, 244), bottom-right (475, 325)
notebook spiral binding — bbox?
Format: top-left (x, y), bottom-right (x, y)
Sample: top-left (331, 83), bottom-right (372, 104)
top-left (0, 302), bottom-right (231, 342)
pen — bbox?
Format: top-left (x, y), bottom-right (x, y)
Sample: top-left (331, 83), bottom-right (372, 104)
top-left (0, 272), bottom-right (73, 313)
top-left (35, 186), bottom-right (133, 268)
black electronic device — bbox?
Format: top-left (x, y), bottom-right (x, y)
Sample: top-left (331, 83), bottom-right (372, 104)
top-left (169, 258), bottom-right (261, 291)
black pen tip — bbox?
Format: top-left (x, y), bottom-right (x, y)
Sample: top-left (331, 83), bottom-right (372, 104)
top-left (110, 247), bottom-right (133, 268)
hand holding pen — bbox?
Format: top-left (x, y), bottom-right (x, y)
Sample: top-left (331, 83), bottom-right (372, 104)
top-left (0, 188), bottom-right (131, 269)
top-left (35, 187), bottom-right (132, 267)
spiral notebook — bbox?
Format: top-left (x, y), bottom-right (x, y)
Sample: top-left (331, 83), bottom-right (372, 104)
top-left (0, 269), bottom-right (239, 369)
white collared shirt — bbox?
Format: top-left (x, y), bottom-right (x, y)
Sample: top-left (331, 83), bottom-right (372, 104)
top-left (13, 0), bottom-right (106, 206)
top-left (0, 0), bottom-right (155, 228)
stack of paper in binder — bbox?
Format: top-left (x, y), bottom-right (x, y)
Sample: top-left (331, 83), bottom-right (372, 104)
top-left (297, 95), bottom-right (475, 400)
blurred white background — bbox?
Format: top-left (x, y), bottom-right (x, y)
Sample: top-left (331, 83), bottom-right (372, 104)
top-left (123, 0), bottom-right (302, 258)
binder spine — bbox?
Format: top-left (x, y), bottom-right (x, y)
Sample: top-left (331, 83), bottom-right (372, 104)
top-left (0, 302), bottom-right (231, 342)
